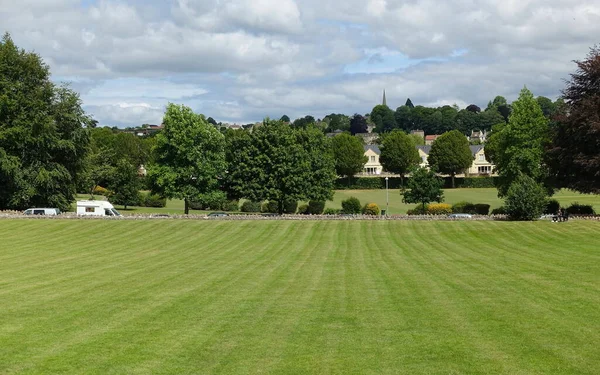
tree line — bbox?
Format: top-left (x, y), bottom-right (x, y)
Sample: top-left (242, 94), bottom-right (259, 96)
top-left (1, 33), bottom-right (599, 219)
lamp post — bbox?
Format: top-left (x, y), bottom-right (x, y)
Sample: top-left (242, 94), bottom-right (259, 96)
top-left (385, 176), bottom-right (389, 216)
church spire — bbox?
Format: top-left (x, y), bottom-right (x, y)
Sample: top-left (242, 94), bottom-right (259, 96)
top-left (382, 89), bottom-right (387, 107)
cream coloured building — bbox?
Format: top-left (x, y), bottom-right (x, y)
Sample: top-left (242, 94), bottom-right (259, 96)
top-left (362, 145), bottom-right (384, 175)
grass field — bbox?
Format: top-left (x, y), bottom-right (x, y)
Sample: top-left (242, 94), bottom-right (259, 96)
top-left (81, 188), bottom-right (600, 215)
top-left (1, 220), bottom-right (599, 374)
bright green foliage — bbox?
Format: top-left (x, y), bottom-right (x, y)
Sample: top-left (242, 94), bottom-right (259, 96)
top-left (228, 120), bottom-right (335, 214)
top-left (331, 133), bottom-right (367, 183)
top-left (427, 130), bottom-right (473, 188)
top-left (107, 159), bottom-right (141, 210)
top-left (402, 167), bottom-right (444, 212)
top-left (485, 87), bottom-right (550, 197)
top-left (148, 103), bottom-right (226, 214)
top-left (371, 104), bottom-right (397, 133)
top-left (505, 174), bottom-right (547, 221)
top-left (379, 130), bottom-right (420, 186)
top-left (341, 196), bottom-right (361, 214)
top-left (0, 33), bottom-right (93, 211)
top-left (409, 133), bottom-right (425, 146)
top-left (362, 203), bottom-right (380, 215)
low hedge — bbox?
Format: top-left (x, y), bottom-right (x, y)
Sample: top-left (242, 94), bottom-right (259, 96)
top-left (566, 203), bottom-right (595, 215)
top-left (335, 176), bottom-right (497, 190)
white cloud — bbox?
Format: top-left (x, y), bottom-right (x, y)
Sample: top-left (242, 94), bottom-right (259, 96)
top-left (1, 0), bottom-right (599, 125)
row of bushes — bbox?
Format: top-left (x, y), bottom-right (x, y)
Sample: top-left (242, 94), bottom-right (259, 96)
top-left (407, 202), bottom-right (491, 215)
top-left (324, 197), bottom-right (382, 215)
top-left (335, 177), bottom-right (497, 190)
top-left (488, 201), bottom-right (595, 217)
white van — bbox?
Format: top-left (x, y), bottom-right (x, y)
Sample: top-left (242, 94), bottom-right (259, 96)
top-left (23, 208), bottom-right (60, 216)
top-left (77, 200), bottom-right (122, 217)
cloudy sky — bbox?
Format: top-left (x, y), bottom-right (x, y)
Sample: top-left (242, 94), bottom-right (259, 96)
top-left (2, 0), bottom-right (599, 127)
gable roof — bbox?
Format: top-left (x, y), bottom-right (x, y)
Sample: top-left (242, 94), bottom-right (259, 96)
top-left (417, 145), bottom-right (432, 154)
top-left (364, 144), bottom-right (381, 155)
top-left (469, 145), bottom-right (484, 156)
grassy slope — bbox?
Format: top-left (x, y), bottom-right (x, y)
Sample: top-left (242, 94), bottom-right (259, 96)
top-left (332, 188), bottom-right (600, 214)
top-left (1, 220), bottom-right (599, 374)
top-left (78, 189), bottom-right (600, 216)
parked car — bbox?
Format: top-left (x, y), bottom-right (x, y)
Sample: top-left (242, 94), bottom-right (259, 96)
top-left (23, 208), bottom-right (60, 216)
top-left (448, 213), bottom-right (473, 219)
top-left (206, 212), bottom-right (229, 218)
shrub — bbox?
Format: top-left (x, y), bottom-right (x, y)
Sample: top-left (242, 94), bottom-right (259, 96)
top-left (341, 197), bottom-right (362, 214)
top-left (261, 201), bottom-right (279, 213)
top-left (474, 204), bottom-right (491, 215)
top-left (566, 203), bottom-right (595, 215)
top-left (223, 200), bottom-right (240, 212)
top-left (142, 193), bottom-right (167, 208)
top-left (307, 201), bottom-right (326, 215)
top-left (283, 200), bottom-right (298, 214)
top-left (189, 191), bottom-right (227, 210)
top-left (504, 175), bottom-right (547, 220)
top-left (407, 204), bottom-right (428, 215)
top-left (452, 201), bottom-right (476, 214)
top-left (297, 204), bottom-right (310, 214)
top-left (362, 203), bottom-right (381, 215)
top-left (544, 199), bottom-right (560, 215)
top-left (491, 206), bottom-right (507, 215)
top-left (427, 203), bottom-right (452, 215)
top-left (241, 201), bottom-right (262, 213)
top-left (93, 186), bottom-right (109, 196)
top-left (323, 208), bottom-right (341, 215)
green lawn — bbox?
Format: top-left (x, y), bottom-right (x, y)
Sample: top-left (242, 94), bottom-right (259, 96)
top-left (1, 220), bottom-right (599, 374)
top-left (332, 188), bottom-right (600, 215)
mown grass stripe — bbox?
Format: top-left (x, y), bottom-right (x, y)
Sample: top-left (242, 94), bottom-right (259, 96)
top-left (0, 220), bottom-right (599, 374)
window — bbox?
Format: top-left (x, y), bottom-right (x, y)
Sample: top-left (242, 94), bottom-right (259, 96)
top-left (85, 207), bottom-right (95, 213)
top-left (479, 154), bottom-right (485, 161)
top-left (105, 209), bottom-right (113, 216)
top-left (370, 155), bottom-right (376, 162)
top-left (478, 166), bottom-right (491, 174)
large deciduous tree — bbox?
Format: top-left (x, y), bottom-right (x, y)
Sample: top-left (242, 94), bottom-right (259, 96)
top-left (148, 103), bottom-right (226, 214)
top-left (379, 130), bottom-right (420, 187)
top-left (371, 104), bottom-right (397, 133)
top-left (107, 158), bottom-right (141, 210)
top-left (402, 167), bottom-right (444, 212)
top-left (548, 46), bottom-right (600, 194)
top-left (227, 120), bottom-right (335, 214)
top-left (485, 87), bottom-right (550, 197)
top-left (0, 33), bottom-right (93, 211)
top-left (331, 133), bottom-right (368, 184)
top-left (427, 130), bottom-right (473, 188)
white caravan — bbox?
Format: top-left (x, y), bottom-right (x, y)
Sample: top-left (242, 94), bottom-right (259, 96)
top-left (77, 200), bottom-right (122, 217)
